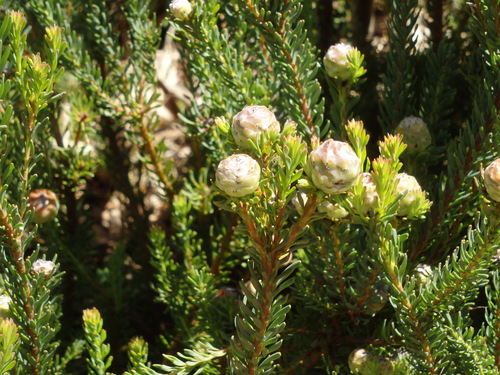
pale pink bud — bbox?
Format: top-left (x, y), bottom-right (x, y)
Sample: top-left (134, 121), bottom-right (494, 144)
top-left (308, 139), bottom-right (361, 194)
top-left (32, 259), bottom-right (55, 276)
top-left (28, 189), bottom-right (59, 224)
top-left (395, 116), bottom-right (431, 152)
top-left (231, 105), bottom-right (280, 150)
top-left (216, 154), bottom-right (261, 197)
top-left (169, 0), bottom-right (192, 20)
top-left (484, 158), bottom-right (500, 202)
top-left (323, 43), bottom-right (357, 80)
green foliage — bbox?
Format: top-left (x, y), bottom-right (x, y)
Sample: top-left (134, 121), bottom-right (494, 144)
top-left (0, 0), bottom-right (498, 374)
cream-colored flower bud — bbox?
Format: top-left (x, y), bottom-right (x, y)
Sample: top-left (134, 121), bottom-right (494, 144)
top-left (28, 189), bottom-right (60, 224)
top-left (360, 172), bottom-right (378, 213)
top-left (414, 263), bottom-right (432, 285)
top-left (215, 154), bottom-right (261, 197)
top-left (395, 116), bottom-right (431, 152)
top-left (231, 105), bottom-right (280, 150)
top-left (169, 0), bottom-right (192, 20)
top-left (394, 173), bottom-right (424, 216)
top-left (292, 191), bottom-right (308, 215)
top-left (484, 158), bottom-right (500, 202)
top-left (0, 295), bottom-right (11, 318)
top-left (308, 139), bottom-right (360, 194)
top-left (32, 259), bottom-right (55, 276)
top-left (318, 201), bottom-right (348, 219)
top-left (348, 348), bottom-right (370, 374)
top-left (323, 43), bottom-right (357, 80)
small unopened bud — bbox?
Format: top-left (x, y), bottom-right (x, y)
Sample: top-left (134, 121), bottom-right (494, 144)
top-left (0, 295), bottom-right (11, 318)
top-left (323, 43), bottom-right (359, 81)
top-left (308, 139), bottom-right (360, 194)
top-left (231, 105), bottom-right (280, 150)
top-left (360, 172), bottom-right (378, 213)
top-left (414, 263), bottom-right (432, 285)
top-left (32, 259), bottom-right (55, 276)
top-left (371, 356), bottom-right (394, 375)
top-left (216, 154), bottom-right (261, 197)
top-left (363, 284), bottom-right (389, 315)
top-left (394, 173), bottom-right (425, 216)
top-left (395, 116), bottom-right (431, 152)
top-left (28, 189), bottom-right (59, 224)
top-left (348, 348), bottom-right (370, 374)
top-left (318, 201), bottom-right (348, 219)
top-left (169, 0), bottom-right (192, 20)
top-left (484, 158), bottom-right (500, 202)
top-left (292, 191), bottom-right (308, 215)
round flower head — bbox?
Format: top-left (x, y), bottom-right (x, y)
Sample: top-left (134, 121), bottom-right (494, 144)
top-left (395, 116), bottom-right (431, 152)
top-left (394, 173), bottom-right (424, 216)
top-left (231, 105), bottom-right (280, 150)
top-left (28, 189), bottom-right (60, 224)
top-left (323, 43), bottom-right (357, 81)
top-left (360, 172), bottom-right (378, 213)
top-left (216, 154), bottom-right (261, 197)
top-left (414, 263), bottom-right (432, 285)
top-left (32, 259), bottom-right (56, 276)
top-left (308, 139), bottom-right (360, 194)
top-left (169, 0), bottom-right (192, 20)
top-left (348, 348), bottom-right (370, 374)
top-left (484, 158), bottom-right (500, 202)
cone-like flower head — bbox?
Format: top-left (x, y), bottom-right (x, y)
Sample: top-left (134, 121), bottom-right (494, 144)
top-left (169, 0), bottom-right (192, 20)
top-left (323, 43), bottom-right (357, 81)
top-left (216, 154), bottom-right (261, 197)
top-left (395, 173), bottom-right (424, 216)
top-left (28, 189), bottom-right (60, 224)
top-left (308, 139), bottom-right (360, 194)
top-left (484, 158), bottom-right (500, 202)
top-left (395, 116), bottom-right (431, 152)
top-left (231, 105), bottom-right (280, 150)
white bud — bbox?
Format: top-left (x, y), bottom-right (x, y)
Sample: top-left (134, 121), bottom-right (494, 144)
top-left (318, 201), bottom-right (348, 219)
top-left (216, 154), bottom-right (261, 197)
top-left (414, 263), bottom-right (432, 285)
top-left (231, 105), bottom-right (280, 150)
top-left (360, 172), bottom-right (378, 213)
top-left (484, 158), bottom-right (500, 202)
top-left (292, 191), bottom-right (308, 215)
top-left (32, 259), bottom-right (56, 276)
top-left (308, 139), bottom-right (361, 194)
top-left (394, 173), bottom-right (424, 216)
top-left (169, 0), bottom-right (192, 20)
top-left (395, 116), bottom-right (431, 152)
top-left (0, 295), bottom-right (11, 318)
top-left (348, 348), bottom-right (370, 374)
top-left (323, 43), bottom-right (357, 80)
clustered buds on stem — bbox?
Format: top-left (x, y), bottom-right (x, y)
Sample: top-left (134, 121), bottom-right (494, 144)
top-left (28, 189), bottom-right (60, 224)
top-left (395, 116), bottom-right (431, 153)
top-left (215, 154), bottom-right (261, 197)
top-left (323, 43), bottom-right (360, 81)
top-left (483, 158), bottom-right (500, 202)
top-left (231, 105), bottom-right (280, 150)
top-left (307, 139), bottom-right (360, 194)
top-left (169, 0), bottom-right (192, 20)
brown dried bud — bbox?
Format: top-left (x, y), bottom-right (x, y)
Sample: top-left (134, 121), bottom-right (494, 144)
top-left (28, 189), bottom-right (59, 224)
